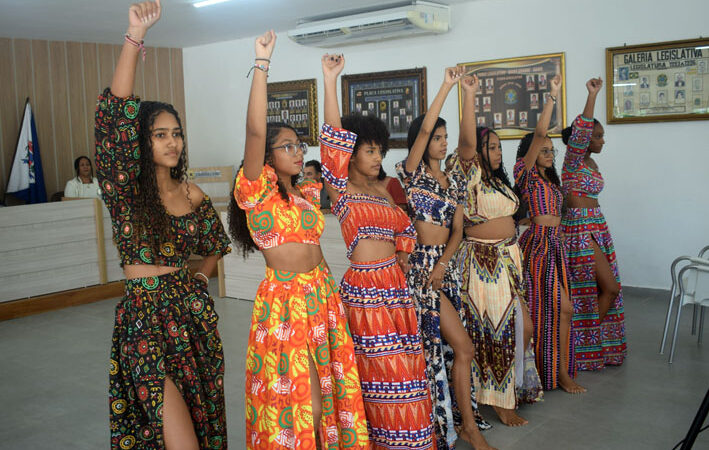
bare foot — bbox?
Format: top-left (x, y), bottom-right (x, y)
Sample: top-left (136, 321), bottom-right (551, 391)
top-left (492, 406), bottom-right (528, 427)
top-left (458, 425), bottom-right (498, 450)
top-left (559, 375), bottom-right (587, 394)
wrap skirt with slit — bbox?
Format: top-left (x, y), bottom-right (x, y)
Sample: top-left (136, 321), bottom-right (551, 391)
top-left (109, 268), bottom-right (226, 449)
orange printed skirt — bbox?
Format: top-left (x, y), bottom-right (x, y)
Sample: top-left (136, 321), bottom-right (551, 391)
top-left (245, 261), bottom-right (369, 449)
top-left (340, 256), bottom-right (436, 449)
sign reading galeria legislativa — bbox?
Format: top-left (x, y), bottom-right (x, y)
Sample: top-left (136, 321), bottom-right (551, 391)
top-left (606, 38), bottom-right (709, 123)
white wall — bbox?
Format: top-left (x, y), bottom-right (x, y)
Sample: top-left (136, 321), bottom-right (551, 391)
top-left (183, 0), bottom-right (709, 290)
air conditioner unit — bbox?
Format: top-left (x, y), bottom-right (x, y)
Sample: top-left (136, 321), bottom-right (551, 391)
top-left (287, 1), bottom-right (450, 47)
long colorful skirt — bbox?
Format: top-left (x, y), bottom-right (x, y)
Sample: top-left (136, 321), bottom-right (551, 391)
top-left (519, 223), bottom-right (575, 390)
top-left (109, 268), bottom-right (226, 449)
top-left (340, 255), bottom-right (436, 449)
top-left (456, 236), bottom-right (543, 410)
top-left (245, 261), bottom-right (369, 449)
top-left (562, 207), bottom-right (627, 371)
top-left (407, 244), bottom-right (490, 449)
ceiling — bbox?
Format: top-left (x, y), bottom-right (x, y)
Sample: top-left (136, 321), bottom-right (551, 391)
top-left (0, 0), bottom-right (477, 48)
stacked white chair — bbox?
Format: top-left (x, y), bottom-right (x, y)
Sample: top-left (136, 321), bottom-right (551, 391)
top-left (660, 245), bottom-right (709, 363)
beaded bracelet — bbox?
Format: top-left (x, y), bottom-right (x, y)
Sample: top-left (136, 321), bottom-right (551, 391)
top-left (124, 34), bottom-right (146, 61)
top-left (549, 94), bottom-right (557, 104)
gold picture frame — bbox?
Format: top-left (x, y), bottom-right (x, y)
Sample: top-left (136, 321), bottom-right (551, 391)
top-left (606, 38), bottom-right (709, 124)
top-left (267, 78), bottom-right (318, 145)
top-left (457, 52), bottom-right (567, 140)
top-left (341, 68), bottom-right (427, 148)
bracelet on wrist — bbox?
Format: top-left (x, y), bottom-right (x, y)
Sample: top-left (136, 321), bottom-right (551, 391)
top-left (255, 57), bottom-right (270, 63)
top-left (195, 272), bottom-right (209, 284)
top-left (549, 94), bottom-right (557, 104)
top-left (124, 34), bottom-right (146, 61)
top-left (246, 63), bottom-right (269, 78)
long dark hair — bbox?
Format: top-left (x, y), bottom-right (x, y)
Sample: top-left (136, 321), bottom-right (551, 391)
top-left (407, 114), bottom-right (446, 168)
top-left (132, 101), bottom-right (188, 257)
top-left (74, 155), bottom-right (94, 179)
top-left (227, 123), bottom-right (299, 257)
top-left (476, 127), bottom-right (514, 200)
top-left (515, 132), bottom-right (561, 187)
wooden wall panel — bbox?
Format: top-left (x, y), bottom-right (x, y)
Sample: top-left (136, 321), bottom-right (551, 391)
top-left (0, 39), bottom-right (185, 202)
top-left (157, 47), bottom-right (172, 103)
top-left (0, 38), bottom-right (18, 197)
top-left (143, 47), bottom-right (158, 101)
top-left (66, 42), bottom-right (89, 166)
top-left (31, 40), bottom-right (59, 198)
top-left (49, 41), bottom-right (74, 191)
top-left (82, 43), bottom-right (99, 154)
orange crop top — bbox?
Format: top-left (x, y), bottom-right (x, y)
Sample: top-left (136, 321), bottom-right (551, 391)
top-left (234, 165), bottom-right (324, 250)
top-left (319, 124), bottom-right (416, 258)
top-left (452, 153), bottom-right (519, 227)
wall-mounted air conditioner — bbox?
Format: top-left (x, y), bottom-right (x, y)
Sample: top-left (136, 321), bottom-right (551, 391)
top-left (287, 1), bottom-right (450, 47)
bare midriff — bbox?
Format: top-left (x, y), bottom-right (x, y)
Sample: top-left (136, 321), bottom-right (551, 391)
top-left (531, 215), bottom-right (562, 227)
top-left (124, 264), bottom-right (183, 280)
top-left (415, 220), bottom-right (450, 246)
top-left (566, 194), bottom-right (599, 209)
top-left (464, 216), bottom-right (516, 240)
top-left (262, 242), bottom-right (324, 273)
top-left (350, 239), bottom-right (397, 263)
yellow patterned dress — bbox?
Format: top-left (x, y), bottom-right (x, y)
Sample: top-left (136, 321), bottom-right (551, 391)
top-left (234, 165), bottom-right (370, 449)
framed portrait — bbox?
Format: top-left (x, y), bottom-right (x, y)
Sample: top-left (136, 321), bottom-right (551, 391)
top-left (341, 68), bottom-right (427, 148)
top-left (606, 38), bottom-right (709, 123)
top-left (267, 78), bottom-right (318, 145)
top-left (457, 52), bottom-right (566, 140)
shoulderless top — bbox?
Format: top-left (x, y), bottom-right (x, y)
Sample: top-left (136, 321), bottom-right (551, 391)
top-left (95, 88), bottom-right (231, 268)
top-left (234, 164), bottom-right (324, 250)
top-left (319, 124), bottom-right (416, 258)
top-left (561, 115), bottom-right (604, 199)
top-left (452, 154), bottom-right (519, 227)
top-left (514, 159), bottom-right (563, 217)
top-left (395, 159), bottom-right (464, 228)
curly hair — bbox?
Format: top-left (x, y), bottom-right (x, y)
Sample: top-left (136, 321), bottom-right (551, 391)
top-left (341, 114), bottom-right (389, 157)
top-left (515, 132), bottom-right (561, 187)
top-left (227, 123), bottom-right (300, 258)
top-left (476, 126), bottom-right (515, 201)
top-left (132, 101), bottom-right (188, 257)
top-left (407, 114), bottom-right (446, 168)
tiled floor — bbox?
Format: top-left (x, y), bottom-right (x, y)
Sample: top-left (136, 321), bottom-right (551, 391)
top-left (0, 286), bottom-right (706, 449)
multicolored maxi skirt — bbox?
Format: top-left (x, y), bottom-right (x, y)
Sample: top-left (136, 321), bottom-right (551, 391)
top-left (109, 268), bottom-right (226, 449)
top-left (519, 223), bottom-right (575, 390)
top-left (245, 261), bottom-right (369, 449)
top-left (340, 255), bottom-right (436, 449)
top-left (456, 237), bottom-right (543, 410)
top-left (407, 244), bottom-right (490, 449)
top-left (561, 207), bottom-right (627, 371)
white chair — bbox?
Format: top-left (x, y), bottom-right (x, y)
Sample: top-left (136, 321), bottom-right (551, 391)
top-left (660, 245), bottom-right (709, 363)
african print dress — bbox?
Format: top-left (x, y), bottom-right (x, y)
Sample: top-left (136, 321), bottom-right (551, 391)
top-left (514, 159), bottom-right (575, 390)
top-left (453, 152), bottom-right (543, 410)
top-left (95, 88), bottom-right (232, 449)
top-left (561, 115), bottom-right (627, 371)
top-left (234, 165), bottom-right (369, 449)
top-left (397, 159), bottom-right (490, 449)
top-left (321, 125), bottom-right (436, 449)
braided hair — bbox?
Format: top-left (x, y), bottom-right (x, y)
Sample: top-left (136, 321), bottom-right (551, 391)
top-left (132, 101), bottom-right (188, 257)
top-left (227, 123), bottom-right (300, 257)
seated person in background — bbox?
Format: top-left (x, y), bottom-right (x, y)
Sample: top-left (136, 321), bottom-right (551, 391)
top-left (303, 159), bottom-right (331, 209)
top-left (64, 156), bottom-right (101, 198)
top-left (379, 167), bottom-right (408, 214)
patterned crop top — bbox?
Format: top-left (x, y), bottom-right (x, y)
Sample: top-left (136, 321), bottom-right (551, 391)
top-left (234, 164), bottom-right (324, 250)
top-left (452, 154), bottom-right (519, 227)
top-left (95, 88), bottom-right (231, 268)
top-left (320, 124), bottom-right (416, 258)
top-left (562, 115), bottom-right (604, 199)
top-left (395, 159), bottom-right (464, 228)
top-left (514, 159), bottom-right (563, 217)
